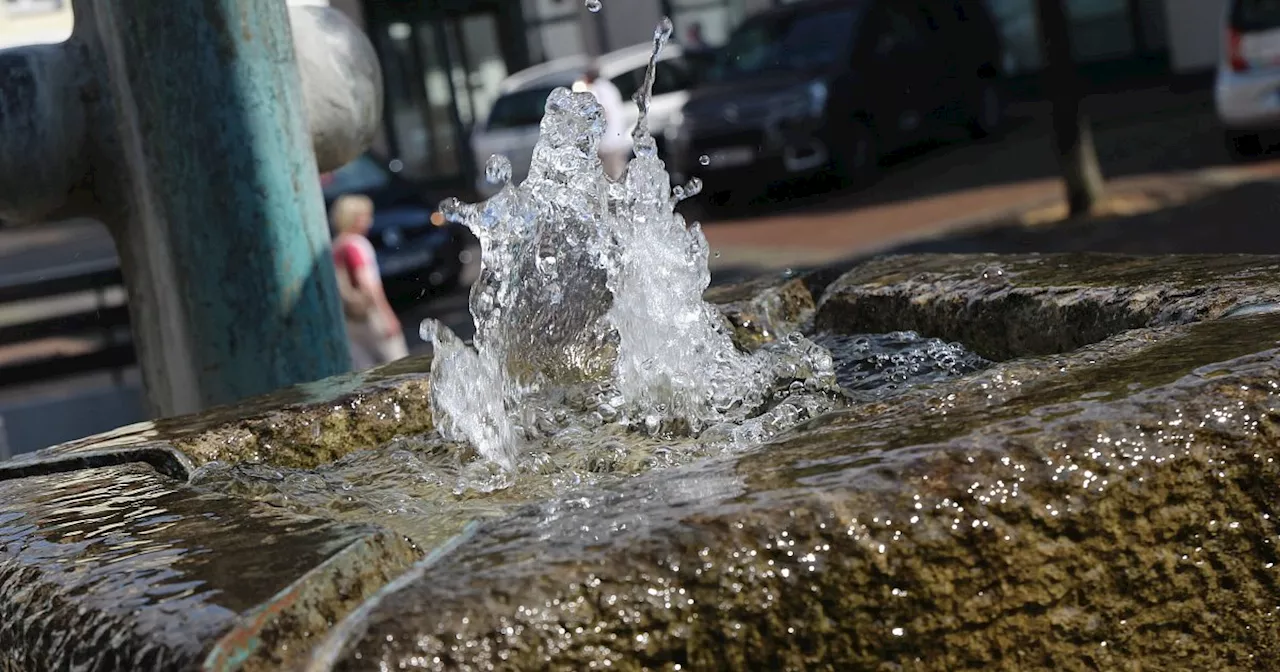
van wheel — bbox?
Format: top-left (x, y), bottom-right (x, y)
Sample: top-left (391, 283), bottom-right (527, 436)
top-left (1226, 131), bottom-right (1265, 161)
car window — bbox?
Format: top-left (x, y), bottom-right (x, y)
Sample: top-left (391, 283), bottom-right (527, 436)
top-left (653, 58), bottom-right (695, 94)
top-left (485, 86), bottom-right (559, 131)
top-left (1233, 0), bottom-right (1280, 31)
top-left (874, 5), bottom-right (928, 58)
top-left (710, 7), bottom-right (860, 82)
top-left (712, 22), bottom-right (774, 80)
top-left (610, 69), bottom-right (642, 99)
top-left (322, 155), bottom-right (389, 199)
top-left (611, 58), bottom-right (695, 98)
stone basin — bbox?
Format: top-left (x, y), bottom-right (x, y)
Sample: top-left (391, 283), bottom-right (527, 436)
top-left (2, 253), bottom-right (1279, 670)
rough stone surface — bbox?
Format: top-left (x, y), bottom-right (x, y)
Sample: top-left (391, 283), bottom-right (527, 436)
top-left (4, 252), bottom-right (1280, 671)
top-left (16, 359), bottom-right (434, 470)
top-left (816, 253), bottom-right (1280, 360)
top-left (708, 266), bottom-right (846, 351)
top-left (322, 310), bottom-right (1280, 670)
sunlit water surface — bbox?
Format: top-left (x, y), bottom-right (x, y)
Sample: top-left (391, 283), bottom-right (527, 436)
top-left (191, 20), bottom-right (990, 548)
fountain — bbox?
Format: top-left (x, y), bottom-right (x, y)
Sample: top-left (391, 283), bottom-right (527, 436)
top-left (419, 20), bottom-right (843, 492)
top-left (3, 13), bottom-right (1280, 672)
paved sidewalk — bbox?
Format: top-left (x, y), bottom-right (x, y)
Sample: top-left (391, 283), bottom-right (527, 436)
top-left (703, 178), bottom-right (1062, 268)
top-left (699, 86), bottom-right (1280, 275)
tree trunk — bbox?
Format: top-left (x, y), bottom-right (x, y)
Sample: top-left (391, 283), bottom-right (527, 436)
top-left (1037, 0), bottom-right (1105, 217)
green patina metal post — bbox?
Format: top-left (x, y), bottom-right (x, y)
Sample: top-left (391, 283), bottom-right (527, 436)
top-left (93, 0), bottom-right (350, 415)
top-left (0, 1), bottom-right (383, 417)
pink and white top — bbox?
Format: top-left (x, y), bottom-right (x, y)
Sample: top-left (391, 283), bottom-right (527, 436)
top-left (333, 232), bottom-right (382, 290)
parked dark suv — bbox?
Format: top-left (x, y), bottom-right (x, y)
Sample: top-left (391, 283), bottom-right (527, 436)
top-left (665, 0), bottom-right (1004, 200)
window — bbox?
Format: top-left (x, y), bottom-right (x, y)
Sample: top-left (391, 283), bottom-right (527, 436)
top-left (669, 0), bottom-right (739, 48)
top-left (485, 86), bottom-right (559, 131)
top-left (3, 0), bottom-right (64, 16)
top-left (610, 58), bottom-right (696, 99)
top-left (709, 7), bottom-right (861, 82)
top-left (1233, 0), bottom-right (1280, 31)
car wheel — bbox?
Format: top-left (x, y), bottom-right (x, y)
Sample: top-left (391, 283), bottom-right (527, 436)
top-left (967, 81), bottom-right (1004, 140)
top-left (830, 119), bottom-right (880, 189)
top-left (1225, 131), bottom-right (1266, 162)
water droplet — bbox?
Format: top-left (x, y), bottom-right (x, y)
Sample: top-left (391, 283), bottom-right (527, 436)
top-left (438, 197), bottom-right (467, 223)
top-left (672, 185), bottom-right (686, 200)
top-left (634, 136), bottom-right (658, 158)
top-left (585, 0), bottom-right (602, 11)
top-left (485, 154), bottom-right (512, 185)
top-left (418, 318), bottom-right (440, 344)
top-left (699, 154), bottom-right (710, 166)
top-left (713, 251), bottom-right (721, 259)
top-left (782, 268), bottom-right (794, 278)
top-left (684, 177), bottom-right (703, 197)
top-left (656, 16), bottom-right (674, 42)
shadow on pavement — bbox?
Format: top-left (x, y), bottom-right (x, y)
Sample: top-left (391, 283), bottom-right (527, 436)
top-left (890, 178), bottom-right (1280, 257)
top-left (686, 87), bottom-right (1231, 225)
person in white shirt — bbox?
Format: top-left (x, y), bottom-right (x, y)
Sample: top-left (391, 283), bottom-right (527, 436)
top-left (576, 64), bottom-right (631, 180)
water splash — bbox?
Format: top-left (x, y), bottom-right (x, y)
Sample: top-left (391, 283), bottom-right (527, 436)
top-left (424, 18), bottom-right (837, 487)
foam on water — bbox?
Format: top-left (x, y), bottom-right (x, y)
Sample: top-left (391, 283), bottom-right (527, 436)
top-left (814, 331), bottom-right (991, 400)
top-left (422, 19), bottom-right (839, 487)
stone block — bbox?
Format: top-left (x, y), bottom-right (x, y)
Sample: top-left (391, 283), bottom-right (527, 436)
top-left (4, 253), bottom-right (1280, 670)
top-left (0, 462), bottom-right (417, 670)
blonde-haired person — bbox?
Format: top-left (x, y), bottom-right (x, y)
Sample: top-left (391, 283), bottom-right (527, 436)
top-left (330, 194), bottom-right (408, 370)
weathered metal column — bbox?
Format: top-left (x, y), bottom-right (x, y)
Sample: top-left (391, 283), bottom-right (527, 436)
top-left (0, 1), bottom-right (383, 417)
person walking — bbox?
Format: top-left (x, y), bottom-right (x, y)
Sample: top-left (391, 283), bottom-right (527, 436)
top-left (329, 194), bottom-right (408, 371)
top-left (575, 63), bottom-right (631, 180)
top-left (685, 22), bottom-right (706, 51)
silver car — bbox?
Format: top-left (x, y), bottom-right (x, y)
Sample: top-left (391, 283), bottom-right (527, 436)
top-left (1216, 0), bottom-right (1280, 159)
top-left (470, 43), bottom-right (696, 199)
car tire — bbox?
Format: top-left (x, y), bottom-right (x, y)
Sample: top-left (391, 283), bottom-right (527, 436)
top-left (830, 119), bottom-right (880, 189)
top-left (967, 81), bottom-right (1005, 141)
top-left (1225, 131), bottom-right (1266, 162)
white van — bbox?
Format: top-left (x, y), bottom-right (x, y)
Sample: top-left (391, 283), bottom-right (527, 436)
top-left (470, 43), bottom-right (696, 199)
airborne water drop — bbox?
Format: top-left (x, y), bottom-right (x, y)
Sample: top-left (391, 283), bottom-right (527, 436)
top-left (485, 154), bottom-right (513, 185)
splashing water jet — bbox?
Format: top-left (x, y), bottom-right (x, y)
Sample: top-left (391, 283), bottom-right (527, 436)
top-left (424, 18), bottom-right (838, 488)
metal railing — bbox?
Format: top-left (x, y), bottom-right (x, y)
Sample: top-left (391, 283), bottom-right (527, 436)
top-left (0, 259), bottom-right (134, 387)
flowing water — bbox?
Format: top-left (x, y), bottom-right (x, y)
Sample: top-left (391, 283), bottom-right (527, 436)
top-left (188, 18), bottom-right (989, 548)
top-left (420, 20), bottom-right (846, 491)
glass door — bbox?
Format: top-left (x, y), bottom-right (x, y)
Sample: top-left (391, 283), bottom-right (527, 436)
top-left (412, 21), bottom-right (465, 180)
top-left (375, 5), bottom-right (515, 187)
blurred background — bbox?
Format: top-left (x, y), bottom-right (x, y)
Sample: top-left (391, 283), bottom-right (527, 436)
top-left (2, 0), bottom-right (1278, 457)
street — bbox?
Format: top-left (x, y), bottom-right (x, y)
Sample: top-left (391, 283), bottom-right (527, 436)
top-left (0, 88), bottom-right (1265, 361)
top-left (4, 85), bottom-right (1280, 456)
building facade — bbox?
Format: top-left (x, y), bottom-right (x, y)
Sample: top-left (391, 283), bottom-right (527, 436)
top-left (346, 0), bottom-right (1230, 190)
top-left (0, 0), bottom-right (1227, 189)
